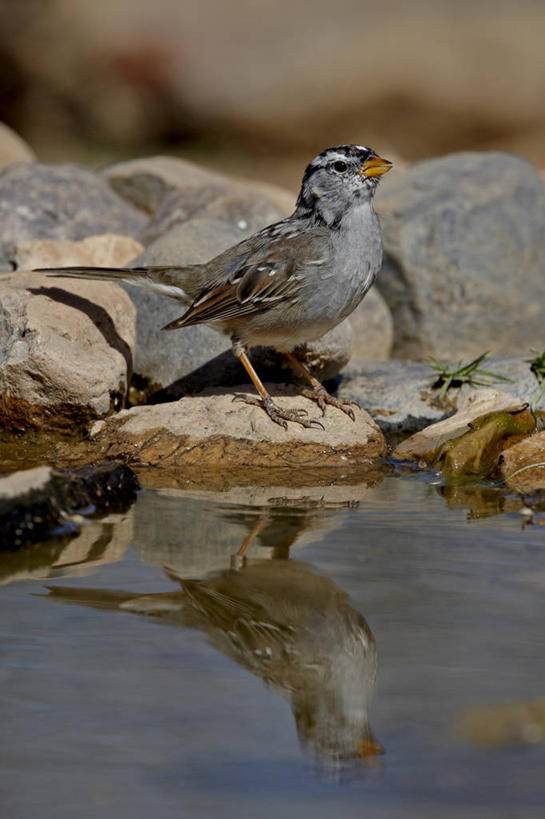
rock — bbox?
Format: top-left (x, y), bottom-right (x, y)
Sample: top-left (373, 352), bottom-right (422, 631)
top-left (392, 389), bottom-right (528, 462)
top-left (500, 431), bottom-right (545, 493)
top-left (140, 188), bottom-right (292, 246)
top-left (339, 355), bottom-right (545, 436)
top-left (90, 387), bottom-right (386, 470)
top-left (0, 162), bottom-right (147, 271)
top-left (0, 462), bottom-right (139, 550)
top-left (101, 154), bottom-right (295, 220)
top-left (375, 151), bottom-right (545, 359)
top-left (0, 122), bottom-right (35, 170)
top-left (13, 234), bottom-right (144, 271)
top-left (0, 271), bottom-right (136, 431)
top-left (338, 359), bottom-right (448, 435)
top-left (348, 287), bottom-right (393, 360)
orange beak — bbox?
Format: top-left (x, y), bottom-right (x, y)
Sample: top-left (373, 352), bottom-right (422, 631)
top-left (358, 154), bottom-right (393, 179)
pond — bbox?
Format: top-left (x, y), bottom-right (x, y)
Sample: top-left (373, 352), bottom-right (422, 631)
top-left (1, 469), bottom-right (545, 819)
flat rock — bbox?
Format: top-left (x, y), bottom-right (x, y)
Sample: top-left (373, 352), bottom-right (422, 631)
top-left (90, 388), bottom-right (386, 470)
top-left (376, 151), bottom-right (545, 359)
top-left (0, 162), bottom-right (147, 271)
top-left (0, 271), bottom-right (136, 431)
top-left (338, 356), bottom-right (545, 436)
top-left (0, 461), bottom-right (139, 550)
top-left (392, 389), bottom-right (527, 461)
top-left (0, 122), bottom-right (35, 170)
top-left (500, 431), bottom-right (545, 493)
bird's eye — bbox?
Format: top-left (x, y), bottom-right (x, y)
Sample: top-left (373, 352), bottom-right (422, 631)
top-left (333, 160), bottom-right (348, 173)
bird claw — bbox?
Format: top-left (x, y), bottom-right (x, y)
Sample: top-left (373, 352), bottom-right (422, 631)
top-left (300, 387), bottom-right (358, 421)
top-left (232, 393), bottom-right (323, 430)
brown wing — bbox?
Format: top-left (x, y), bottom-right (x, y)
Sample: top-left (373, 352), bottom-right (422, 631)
top-left (162, 228), bottom-right (332, 331)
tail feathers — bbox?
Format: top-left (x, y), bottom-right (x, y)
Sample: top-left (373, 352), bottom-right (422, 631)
top-left (36, 265), bottom-right (192, 302)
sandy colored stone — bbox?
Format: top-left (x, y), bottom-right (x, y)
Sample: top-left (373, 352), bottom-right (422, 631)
top-left (90, 388), bottom-right (385, 469)
top-left (0, 271), bottom-right (136, 430)
top-left (392, 389), bottom-right (527, 461)
top-left (500, 430), bottom-right (545, 492)
top-left (14, 234), bottom-right (143, 271)
top-left (0, 122), bottom-right (35, 170)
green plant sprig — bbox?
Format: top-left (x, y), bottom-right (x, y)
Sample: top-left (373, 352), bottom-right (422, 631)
top-left (427, 352), bottom-right (511, 401)
top-left (526, 348), bottom-right (545, 409)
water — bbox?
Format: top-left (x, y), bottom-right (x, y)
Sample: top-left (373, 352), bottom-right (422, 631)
top-left (1, 471), bottom-right (545, 819)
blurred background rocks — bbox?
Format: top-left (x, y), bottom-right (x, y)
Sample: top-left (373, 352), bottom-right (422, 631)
top-left (1, 0), bottom-right (545, 187)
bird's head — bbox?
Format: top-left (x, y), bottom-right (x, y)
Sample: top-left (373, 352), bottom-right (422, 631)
top-left (295, 144), bottom-right (392, 227)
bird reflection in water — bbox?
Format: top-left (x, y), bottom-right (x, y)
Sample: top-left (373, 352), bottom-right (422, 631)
top-left (42, 514), bottom-right (383, 772)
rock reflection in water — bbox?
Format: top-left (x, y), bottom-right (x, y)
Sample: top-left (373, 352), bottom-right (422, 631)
top-left (43, 542), bottom-right (381, 768)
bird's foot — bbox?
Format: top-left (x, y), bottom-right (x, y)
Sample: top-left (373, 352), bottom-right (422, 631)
top-left (232, 394), bottom-right (324, 430)
top-left (299, 386), bottom-right (358, 421)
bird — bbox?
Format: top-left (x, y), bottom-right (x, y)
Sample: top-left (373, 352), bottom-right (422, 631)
top-left (42, 555), bottom-right (382, 767)
top-left (38, 145), bottom-right (392, 429)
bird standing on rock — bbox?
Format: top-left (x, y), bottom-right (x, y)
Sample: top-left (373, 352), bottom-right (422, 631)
top-left (39, 145), bottom-right (392, 429)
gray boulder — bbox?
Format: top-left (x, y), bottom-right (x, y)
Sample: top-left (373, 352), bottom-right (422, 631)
top-left (0, 162), bottom-right (147, 271)
top-left (375, 151), bottom-right (545, 359)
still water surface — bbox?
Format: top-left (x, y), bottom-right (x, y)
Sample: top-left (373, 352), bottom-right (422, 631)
top-left (1, 472), bottom-right (545, 818)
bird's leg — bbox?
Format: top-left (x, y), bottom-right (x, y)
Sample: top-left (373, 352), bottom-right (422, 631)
top-left (284, 351), bottom-right (357, 421)
top-left (230, 514), bottom-right (269, 569)
top-left (232, 346), bottom-right (323, 430)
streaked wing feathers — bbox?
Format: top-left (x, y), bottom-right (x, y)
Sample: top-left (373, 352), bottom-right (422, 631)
top-left (162, 228), bottom-right (331, 331)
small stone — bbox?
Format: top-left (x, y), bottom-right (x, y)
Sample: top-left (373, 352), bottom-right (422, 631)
top-left (13, 234), bottom-right (143, 271)
top-left (500, 431), bottom-right (545, 492)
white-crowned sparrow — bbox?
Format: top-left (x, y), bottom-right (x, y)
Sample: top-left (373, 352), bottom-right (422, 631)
top-left (43, 555), bottom-right (381, 764)
top-left (40, 145), bottom-right (392, 428)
